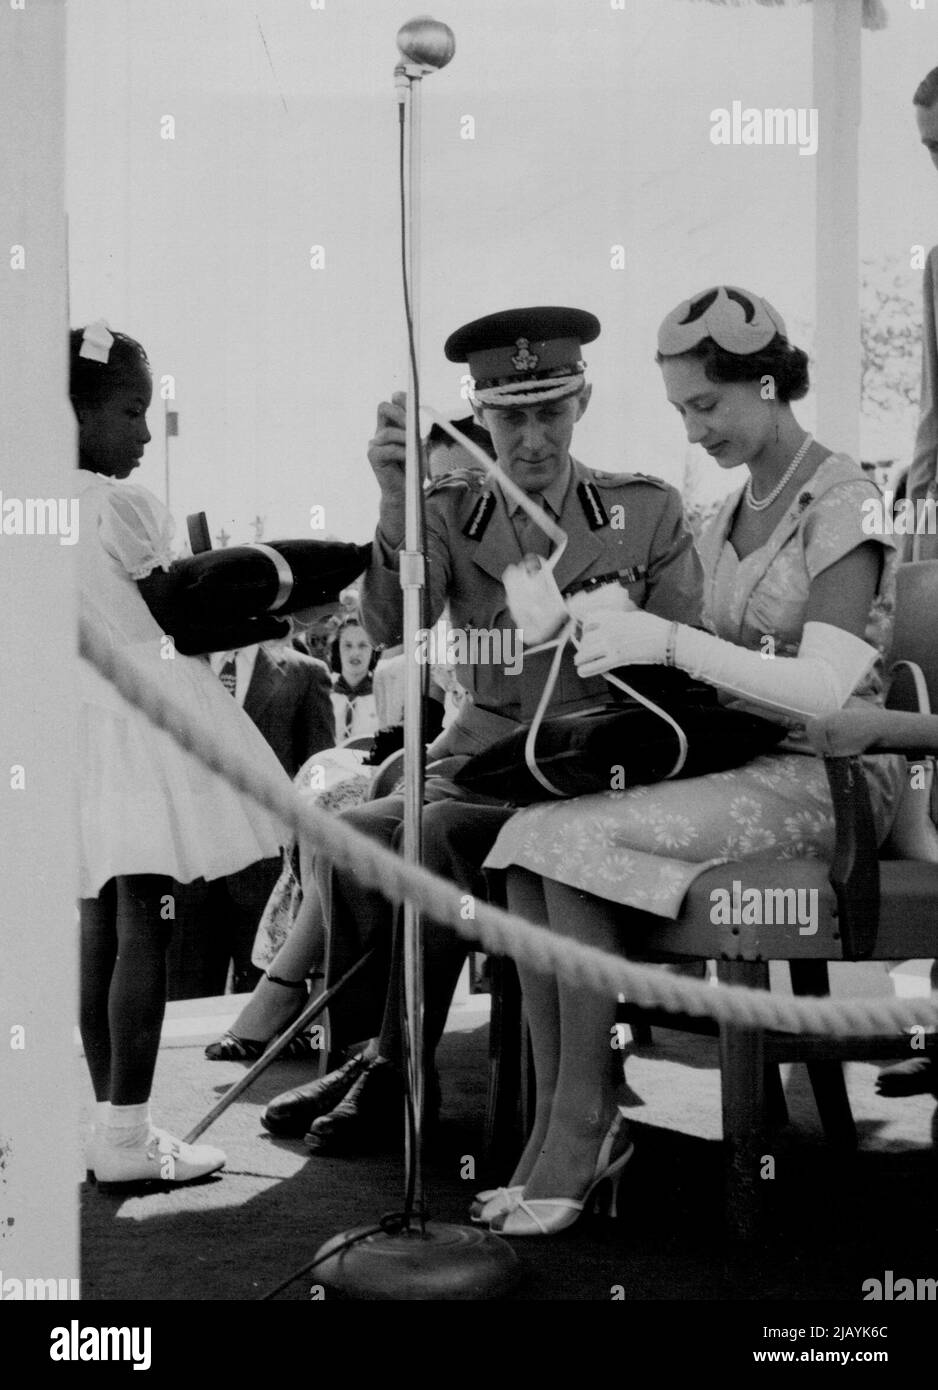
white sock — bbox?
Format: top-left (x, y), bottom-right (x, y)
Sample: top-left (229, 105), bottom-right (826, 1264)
top-left (100, 1102), bottom-right (152, 1148)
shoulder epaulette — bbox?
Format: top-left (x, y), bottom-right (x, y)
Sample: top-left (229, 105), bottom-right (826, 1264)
top-left (424, 467), bottom-right (488, 498)
top-left (590, 470), bottom-right (669, 490)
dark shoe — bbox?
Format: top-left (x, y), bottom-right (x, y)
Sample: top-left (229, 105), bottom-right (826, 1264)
top-left (304, 1058), bottom-right (442, 1156)
top-left (304, 1057), bottom-right (403, 1155)
top-left (261, 1051), bottom-right (371, 1136)
top-left (875, 1057), bottom-right (938, 1097)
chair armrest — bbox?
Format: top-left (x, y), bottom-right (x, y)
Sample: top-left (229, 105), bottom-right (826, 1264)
top-left (823, 755), bottom-right (881, 959)
top-left (887, 659), bottom-right (932, 717)
top-left (809, 709), bottom-right (938, 758)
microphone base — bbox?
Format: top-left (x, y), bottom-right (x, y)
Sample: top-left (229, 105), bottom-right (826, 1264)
top-left (311, 1221), bottom-right (521, 1301)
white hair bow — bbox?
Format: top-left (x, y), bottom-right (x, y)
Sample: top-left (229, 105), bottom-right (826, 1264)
top-left (79, 319), bottom-right (114, 363)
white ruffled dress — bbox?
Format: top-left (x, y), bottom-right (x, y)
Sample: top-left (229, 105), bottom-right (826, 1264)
top-left (77, 472), bottom-right (290, 899)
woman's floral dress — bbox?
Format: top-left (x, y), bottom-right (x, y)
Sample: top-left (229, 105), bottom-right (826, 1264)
top-left (484, 455), bottom-right (906, 916)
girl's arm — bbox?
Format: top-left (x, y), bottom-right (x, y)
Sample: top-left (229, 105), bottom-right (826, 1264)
top-left (136, 567), bottom-right (180, 632)
top-left (136, 568), bottom-right (289, 654)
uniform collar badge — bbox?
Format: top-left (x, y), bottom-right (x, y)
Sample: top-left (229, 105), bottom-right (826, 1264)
top-left (577, 480), bottom-right (609, 530)
top-left (462, 491), bottom-right (496, 541)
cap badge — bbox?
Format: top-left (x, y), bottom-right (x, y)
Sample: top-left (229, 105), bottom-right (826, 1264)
top-left (511, 338), bottom-right (539, 372)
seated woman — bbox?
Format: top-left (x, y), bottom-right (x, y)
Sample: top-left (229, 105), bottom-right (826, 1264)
top-left (204, 637), bottom-right (453, 1061)
top-left (203, 746), bottom-right (373, 1060)
top-left (478, 285), bottom-right (910, 1235)
top-left (206, 620), bottom-right (381, 1060)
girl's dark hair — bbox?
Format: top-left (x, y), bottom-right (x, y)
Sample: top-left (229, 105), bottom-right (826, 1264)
top-left (913, 65), bottom-right (938, 109)
top-left (329, 616), bottom-right (379, 675)
top-left (68, 328), bottom-right (150, 414)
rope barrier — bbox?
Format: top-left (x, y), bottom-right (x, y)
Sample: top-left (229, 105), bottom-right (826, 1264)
top-left (79, 618), bottom-right (938, 1039)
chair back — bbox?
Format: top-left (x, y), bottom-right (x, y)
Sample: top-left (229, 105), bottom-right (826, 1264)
top-left (890, 562), bottom-right (938, 712)
top-left (367, 748), bottom-right (405, 802)
top-left (886, 561), bottom-right (938, 861)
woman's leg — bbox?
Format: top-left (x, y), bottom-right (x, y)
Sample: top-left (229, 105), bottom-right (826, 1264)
top-left (107, 874), bottom-right (175, 1106)
top-left (520, 880), bottom-right (629, 1200)
top-left (503, 868), bottom-right (562, 1186)
top-left (226, 883), bottom-right (327, 1041)
top-left (79, 881), bottom-right (119, 1102)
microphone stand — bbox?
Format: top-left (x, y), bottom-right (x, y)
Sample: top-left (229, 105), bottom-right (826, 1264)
top-left (397, 43), bottom-right (429, 1231)
top-left (311, 17), bottom-right (519, 1301)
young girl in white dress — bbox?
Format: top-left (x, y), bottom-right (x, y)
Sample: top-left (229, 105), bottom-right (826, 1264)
top-left (74, 322), bottom-right (291, 1187)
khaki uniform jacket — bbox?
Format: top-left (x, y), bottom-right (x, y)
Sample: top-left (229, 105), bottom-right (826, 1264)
top-left (361, 457), bottom-right (703, 759)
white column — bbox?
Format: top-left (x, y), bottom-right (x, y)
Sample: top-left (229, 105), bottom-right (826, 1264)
top-left (0, 0), bottom-right (78, 1289)
top-left (813, 0), bottom-right (863, 460)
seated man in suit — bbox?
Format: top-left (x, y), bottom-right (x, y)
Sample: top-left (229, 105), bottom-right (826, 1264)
top-left (262, 305), bottom-right (704, 1152)
top-left (166, 635), bottom-right (335, 998)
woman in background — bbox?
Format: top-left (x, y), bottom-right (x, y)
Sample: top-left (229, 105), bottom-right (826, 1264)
top-left (330, 617), bottom-right (379, 745)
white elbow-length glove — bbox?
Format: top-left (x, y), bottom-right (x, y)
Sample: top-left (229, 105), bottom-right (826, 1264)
top-left (574, 611), bottom-right (878, 722)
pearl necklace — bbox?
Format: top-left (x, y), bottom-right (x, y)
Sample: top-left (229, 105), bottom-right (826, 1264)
top-left (744, 433), bottom-right (814, 512)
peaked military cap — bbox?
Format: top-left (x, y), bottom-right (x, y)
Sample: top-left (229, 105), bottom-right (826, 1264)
top-left (444, 306), bottom-right (600, 408)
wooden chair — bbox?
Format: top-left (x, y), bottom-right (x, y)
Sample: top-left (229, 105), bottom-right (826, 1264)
top-left (366, 745), bottom-right (406, 800)
top-left (615, 559), bottom-right (938, 1240)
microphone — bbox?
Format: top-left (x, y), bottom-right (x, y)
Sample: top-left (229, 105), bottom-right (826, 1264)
top-left (395, 16), bottom-right (455, 74)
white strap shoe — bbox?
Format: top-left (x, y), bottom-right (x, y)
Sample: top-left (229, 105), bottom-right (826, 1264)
top-left (90, 1128), bottom-right (226, 1190)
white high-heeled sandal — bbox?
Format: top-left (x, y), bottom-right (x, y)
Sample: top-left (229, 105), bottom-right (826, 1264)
top-left (490, 1114), bottom-right (635, 1238)
top-left (469, 1185), bottom-right (524, 1224)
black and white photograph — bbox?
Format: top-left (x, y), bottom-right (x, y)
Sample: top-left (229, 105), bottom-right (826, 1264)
top-left (2, 0), bottom-right (938, 1349)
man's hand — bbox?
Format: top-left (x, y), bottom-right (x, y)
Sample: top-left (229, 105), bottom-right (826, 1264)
top-left (368, 392), bottom-right (408, 546)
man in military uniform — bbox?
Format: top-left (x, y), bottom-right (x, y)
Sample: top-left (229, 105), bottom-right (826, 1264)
top-left (263, 306), bottom-right (703, 1152)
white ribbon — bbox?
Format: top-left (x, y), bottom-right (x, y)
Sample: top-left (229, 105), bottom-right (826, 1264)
top-left (79, 319), bottom-right (114, 363)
